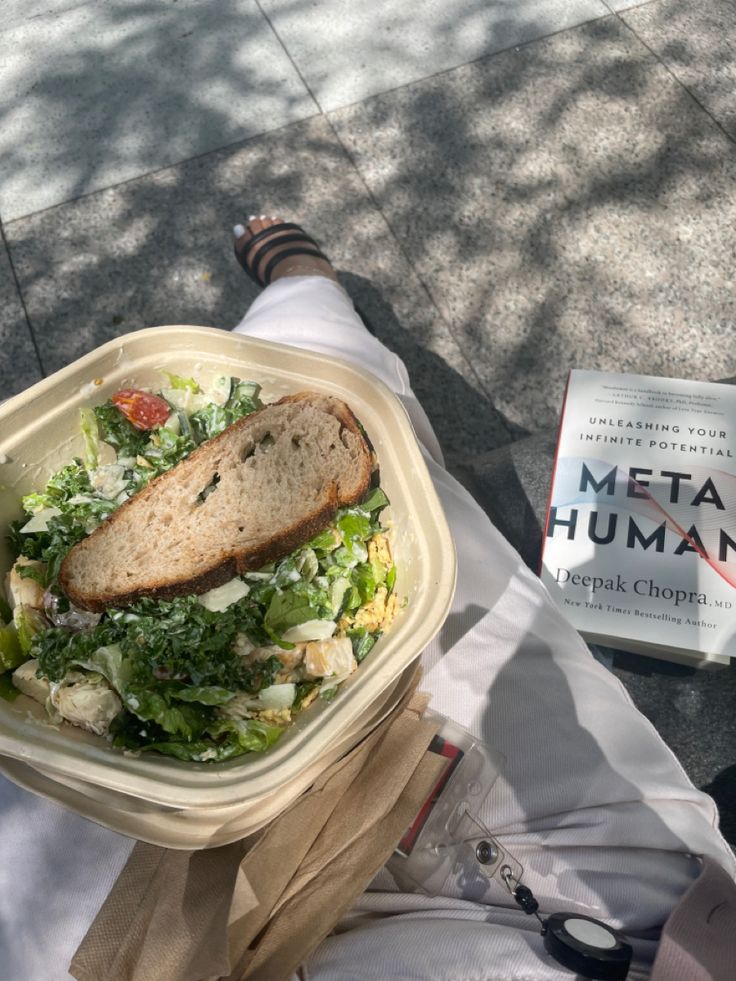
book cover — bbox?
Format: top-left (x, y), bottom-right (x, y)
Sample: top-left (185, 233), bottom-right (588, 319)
top-left (540, 370), bottom-right (736, 665)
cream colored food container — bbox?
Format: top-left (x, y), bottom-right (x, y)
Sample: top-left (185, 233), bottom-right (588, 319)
top-left (0, 326), bottom-right (456, 847)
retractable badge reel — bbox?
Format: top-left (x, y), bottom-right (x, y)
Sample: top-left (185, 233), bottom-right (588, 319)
top-left (387, 712), bottom-right (633, 980)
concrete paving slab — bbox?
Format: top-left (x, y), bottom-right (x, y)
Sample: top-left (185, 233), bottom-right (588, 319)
top-left (621, 0), bottom-right (736, 141)
top-left (5, 115), bottom-right (515, 461)
top-left (2, 0), bottom-right (89, 31)
top-left (0, 240), bottom-right (43, 398)
top-left (0, 0), bottom-right (317, 221)
top-left (260, 0), bottom-right (608, 111)
top-left (604, 0), bottom-right (659, 12)
top-left (330, 16), bottom-right (736, 433)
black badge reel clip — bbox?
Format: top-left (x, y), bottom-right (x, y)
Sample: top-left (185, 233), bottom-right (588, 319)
top-left (388, 711), bottom-right (633, 980)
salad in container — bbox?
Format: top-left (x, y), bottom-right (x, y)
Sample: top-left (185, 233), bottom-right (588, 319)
top-left (1, 373), bottom-right (399, 764)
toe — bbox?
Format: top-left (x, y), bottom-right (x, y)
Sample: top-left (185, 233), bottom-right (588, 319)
top-left (249, 215), bottom-right (283, 236)
top-left (234, 214), bottom-right (286, 256)
top-left (244, 216), bottom-right (289, 268)
top-left (232, 220), bottom-right (251, 259)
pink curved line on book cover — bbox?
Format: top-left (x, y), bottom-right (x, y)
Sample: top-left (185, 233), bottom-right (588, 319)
top-left (628, 479), bottom-right (736, 590)
top-left (552, 457), bottom-right (736, 590)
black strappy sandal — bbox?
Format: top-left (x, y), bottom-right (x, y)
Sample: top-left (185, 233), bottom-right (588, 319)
top-left (235, 222), bottom-right (330, 287)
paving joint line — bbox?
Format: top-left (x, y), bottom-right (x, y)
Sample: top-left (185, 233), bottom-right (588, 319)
top-left (241, 1), bottom-right (618, 420)
top-left (3, 0), bottom-right (325, 226)
top-left (610, 6), bottom-right (736, 149)
top-left (253, 0), bottom-right (325, 114)
top-left (0, 218), bottom-right (46, 378)
top-left (320, 114), bottom-right (505, 414)
top-left (7, 7), bottom-right (612, 223)
top-left (601, 0), bottom-right (660, 14)
top-left (1, 111), bottom-right (323, 227)
top-left (310, 8), bottom-right (616, 118)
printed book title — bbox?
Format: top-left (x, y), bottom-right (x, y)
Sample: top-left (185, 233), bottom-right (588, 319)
top-left (546, 462), bottom-right (736, 563)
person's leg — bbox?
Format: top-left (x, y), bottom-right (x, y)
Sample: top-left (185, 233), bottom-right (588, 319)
top-left (232, 217), bottom-right (444, 465)
top-left (230, 218), bottom-right (734, 974)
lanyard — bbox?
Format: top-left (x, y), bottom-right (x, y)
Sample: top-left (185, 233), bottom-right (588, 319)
top-left (388, 712), bottom-right (633, 980)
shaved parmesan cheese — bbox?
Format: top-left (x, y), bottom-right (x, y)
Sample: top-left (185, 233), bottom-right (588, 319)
top-left (281, 619), bottom-right (336, 643)
top-left (20, 507), bottom-right (62, 533)
top-left (197, 578), bottom-right (250, 612)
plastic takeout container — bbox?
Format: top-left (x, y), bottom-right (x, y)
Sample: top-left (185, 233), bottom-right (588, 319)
top-left (0, 326), bottom-right (456, 847)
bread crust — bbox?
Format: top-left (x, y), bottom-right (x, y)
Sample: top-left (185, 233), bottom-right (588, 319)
top-left (59, 393), bottom-right (373, 612)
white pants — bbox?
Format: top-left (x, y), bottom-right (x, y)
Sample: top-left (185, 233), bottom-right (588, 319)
top-left (0, 276), bottom-right (732, 981)
top-left (234, 277), bottom-right (735, 980)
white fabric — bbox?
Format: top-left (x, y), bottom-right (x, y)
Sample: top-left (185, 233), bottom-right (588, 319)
top-left (0, 273), bottom-right (732, 981)
top-left (236, 277), bottom-right (736, 980)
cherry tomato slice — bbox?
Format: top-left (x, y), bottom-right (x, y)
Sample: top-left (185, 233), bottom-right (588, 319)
top-left (111, 389), bottom-right (171, 431)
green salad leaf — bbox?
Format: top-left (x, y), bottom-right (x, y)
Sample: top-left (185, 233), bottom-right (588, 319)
top-left (79, 408), bottom-right (100, 470)
top-left (347, 627), bottom-right (379, 663)
top-left (9, 512), bottom-right (90, 587)
top-left (33, 594), bottom-right (279, 691)
top-left (359, 487), bottom-right (389, 515)
top-left (94, 402), bottom-right (149, 457)
top-left (190, 380), bottom-right (262, 442)
top-left (142, 427), bottom-right (196, 475)
top-left (0, 674), bottom-right (20, 701)
top-left (122, 685), bottom-right (211, 739)
top-left (164, 373), bottom-right (200, 392)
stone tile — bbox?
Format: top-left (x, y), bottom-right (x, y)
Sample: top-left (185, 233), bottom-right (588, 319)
top-left (0, 0), bottom-right (316, 220)
top-left (330, 16), bottom-right (736, 432)
top-left (621, 0), bottom-right (736, 141)
top-left (261, 0), bottom-right (607, 111)
top-left (0, 240), bottom-right (43, 398)
top-left (2, 0), bottom-right (88, 31)
top-left (604, 0), bottom-right (657, 11)
top-left (5, 115), bottom-right (516, 459)
top-left (603, 0), bottom-right (656, 13)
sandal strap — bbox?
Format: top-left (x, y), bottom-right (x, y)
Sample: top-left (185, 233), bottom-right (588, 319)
top-left (249, 232), bottom-right (322, 279)
top-left (234, 240), bottom-right (262, 287)
top-left (246, 222), bottom-right (315, 249)
top-left (235, 222), bottom-right (329, 287)
top-left (263, 246), bottom-right (328, 284)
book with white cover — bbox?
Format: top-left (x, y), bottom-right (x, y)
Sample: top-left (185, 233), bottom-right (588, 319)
top-left (540, 370), bottom-right (736, 667)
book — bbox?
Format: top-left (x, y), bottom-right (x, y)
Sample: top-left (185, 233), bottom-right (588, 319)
top-left (540, 369), bottom-right (736, 668)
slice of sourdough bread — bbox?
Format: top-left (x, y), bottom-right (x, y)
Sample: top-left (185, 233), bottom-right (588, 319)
top-left (59, 392), bottom-right (374, 612)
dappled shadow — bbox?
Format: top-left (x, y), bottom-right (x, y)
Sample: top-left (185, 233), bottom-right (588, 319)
top-left (478, 615), bottom-right (705, 938)
top-left (0, 0), bottom-right (318, 219)
top-left (0, 0), bottom-right (612, 218)
top-left (329, 13), bottom-right (736, 430)
top-left (619, 0), bottom-right (736, 143)
top-left (255, 0), bottom-right (610, 111)
top-left (2, 0), bottom-right (736, 852)
top-left (339, 271), bottom-right (525, 466)
top-left (4, 7), bottom-right (736, 434)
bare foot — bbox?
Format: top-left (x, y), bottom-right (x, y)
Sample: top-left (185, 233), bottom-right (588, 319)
top-left (233, 215), bottom-right (338, 286)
